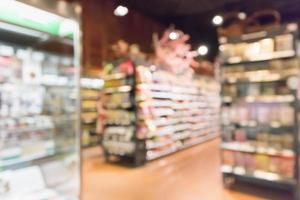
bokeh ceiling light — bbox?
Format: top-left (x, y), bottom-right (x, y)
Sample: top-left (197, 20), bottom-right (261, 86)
top-left (238, 12), bottom-right (247, 20)
top-left (114, 5), bottom-right (129, 17)
top-left (197, 45), bottom-right (209, 56)
top-left (212, 15), bottom-right (223, 26)
top-left (169, 31), bottom-right (179, 40)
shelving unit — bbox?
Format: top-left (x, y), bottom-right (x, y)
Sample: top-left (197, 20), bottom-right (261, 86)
top-left (0, 1), bottom-right (80, 199)
top-left (81, 77), bottom-right (103, 148)
top-left (219, 23), bottom-right (300, 199)
top-left (101, 60), bottom-right (220, 166)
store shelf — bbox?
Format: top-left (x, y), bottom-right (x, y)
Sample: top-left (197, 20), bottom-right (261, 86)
top-left (104, 85), bottom-right (132, 94)
top-left (146, 140), bottom-right (174, 149)
top-left (82, 97), bottom-right (99, 101)
top-left (147, 132), bottom-right (219, 160)
top-left (220, 24), bottom-right (296, 43)
top-left (82, 119), bottom-right (97, 125)
top-left (222, 94), bottom-right (295, 104)
top-left (181, 132), bottom-right (220, 149)
top-left (137, 92), bottom-right (199, 101)
top-left (173, 131), bottom-right (191, 141)
top-left (82, 142), bottom-right (100, 148)
top-left (0, 3), bottom-right (80, 198)
top-left (104, 102), bottom-right (133, 110)
top-left (222, 165), bottom-right (296, 188)
top-left (223, 77), bottom-right (289, 85)
top-left (102, 63), bottom-right (220, 166)
top-left (222, 121), bottom-right (294, 130)
top-left (104, 122), bottom-right (134, 126)
top-left (103, 141), bottom-right (135, 156)
top-left (0, 151), bottom-right (55, 169)
top-left (0, 125), bottom-right (54, 134)
top-left (102, 73), bottom-right (127, 81)
top-left (147, 146), bottom-right (178, 161)
top-left (222, 50), bottom-right (296, 66)
top-left (222, 142), bottom-right (294, 157)
top-left (137, 83), bottom-right (199, 95)
top-left (220, 24), bottom-right (299, 197)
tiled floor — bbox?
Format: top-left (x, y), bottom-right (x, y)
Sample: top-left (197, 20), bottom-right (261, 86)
top-left (82, 139), bottom-right (292, 200)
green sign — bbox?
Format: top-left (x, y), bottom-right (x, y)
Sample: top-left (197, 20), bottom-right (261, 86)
top-left (0, 0), bottom-right (76, 37)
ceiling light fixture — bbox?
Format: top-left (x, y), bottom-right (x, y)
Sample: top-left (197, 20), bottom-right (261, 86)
top-left (212, 15), bottom-right (223, 26)
top-left (169, 31), bottom-right (179, 40)
top-left (114, 5), bottom-right (129, 17)
top-left (197, 45), bottom-right (209, 56)
top-left (238, 12), bottom-right (247, 20)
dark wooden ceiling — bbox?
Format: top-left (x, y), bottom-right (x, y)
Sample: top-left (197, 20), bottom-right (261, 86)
top-left (123, 0), bottom-right (300, 60)
top-left (125, 0), bottom-right (300, 20)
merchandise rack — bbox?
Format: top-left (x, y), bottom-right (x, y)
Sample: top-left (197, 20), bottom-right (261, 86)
top-left (81, 77), bottom-right (103, 148)
top-left (101, 61), bottom-right (221, 166)
top-left (0, 1), bottom-right (81, 199)
top-left (219, 23), bottom-right (300, 199)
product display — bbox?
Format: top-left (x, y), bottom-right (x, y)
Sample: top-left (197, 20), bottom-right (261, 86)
top-left (136, 66), bottom-right (220, 160)
top-left (101, 60), bottom-right (138, 162)
top-left (219, 32), bottom-right (295, 64)
top-left (81, 77), bottom-right (103, 147)
top-left (220, 23), bottom-right (299, 195)
top-left (101, 59), bottom-right (220, 165)
top-left (0, 1), bottom-right (80, 199)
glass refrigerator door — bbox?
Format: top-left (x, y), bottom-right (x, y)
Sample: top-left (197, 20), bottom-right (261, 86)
top-left (0, 1), bottom-right (80, 199)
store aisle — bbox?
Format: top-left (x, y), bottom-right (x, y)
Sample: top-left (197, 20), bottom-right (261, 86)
top-left (82, 139), bottom-right (223, 200)
top-left (81, 139), bottom-right (292, 200)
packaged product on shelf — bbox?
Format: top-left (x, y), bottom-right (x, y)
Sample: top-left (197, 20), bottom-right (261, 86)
top-left (247, 129), bottom-right (257, 140)
top-left (281, 134), bottom-right (293, 150)
top-left (255, 154), bottom-right (269, 171)
top-left (222, 126), bottom-right (235, 142)
top-left (237, 106), bottom-right (250, 123)
top-left (219, 44), bottom-right (235, 63)
top-left (236, 43), bottom-right (248, 60)
top-left (223, 85), bottom-right (237, 98)
top-left (234, 151), bottom-right (246, 168)
top-left (247, 83), bottom-right (261, 96)
top-left (269, 155), bottom-right (281, 174)
top-left (275, 34), bottom-right (294, 52)
top-left (81, 90), bottom-right (99, 100)
top-left (279, 156), bottom-right (295, 178)
top-left (268, 135), bottom-right (282, 151)
top-left (244, 42), bottom-right (261, 61)
top-left (103, 92), bottom-right (132, 109)
top-left (259, 38), bottom-right (275, 54)
top-left (261, 82), bottom-right (276, 95)
top-left (0, 85), bottom-right (45, 117)
top-left (222, 150), bottom-right (235, 166)
top-left (257, 106), bottom-right (270, 124)
top-left (244, 153), bottom-right (256, 172)
top-left (256, 132), bottom-right (269, 146)
top-left (279, 106), bottom-right (294, 126)
top-left (237, 84), bottom-right (249, 97)
top-left (249, 105), bottom-right (257, 121)
top-left (105, 110), bottom-right (135, 125)
top-left (234, 129), bottom-right (247, 142)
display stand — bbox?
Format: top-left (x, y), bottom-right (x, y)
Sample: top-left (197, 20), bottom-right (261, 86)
top-left (0, 1), bottom-right (81, 199)
top-left (81, 77), bottom-right (103, 148)
top-left (101, 60), bottom-right (221, 166)
top-left (219, 23), bottom-right (300, 199)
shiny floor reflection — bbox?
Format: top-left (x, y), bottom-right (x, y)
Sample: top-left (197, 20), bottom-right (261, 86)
top-left (82, 139), bottom-right (292, 200)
